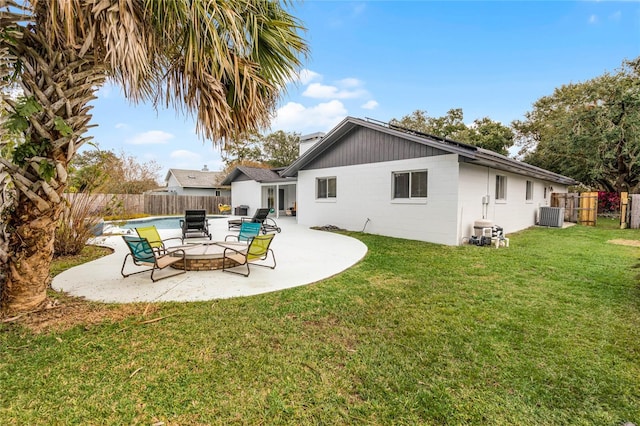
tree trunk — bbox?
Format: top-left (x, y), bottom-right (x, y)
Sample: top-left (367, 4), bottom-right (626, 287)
top-left (1, 198), bottom-right (62, 312)
top-left (0, 21), bottom-right (105, 313)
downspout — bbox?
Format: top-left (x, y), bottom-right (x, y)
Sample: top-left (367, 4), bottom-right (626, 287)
top-left (483, 167), bottom-right (491, 219)
top-left (275, 184), bottom-right (280, 219)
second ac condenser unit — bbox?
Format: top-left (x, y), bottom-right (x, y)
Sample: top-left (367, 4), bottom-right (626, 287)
top-left (539, 206), bottom-right (564, 227)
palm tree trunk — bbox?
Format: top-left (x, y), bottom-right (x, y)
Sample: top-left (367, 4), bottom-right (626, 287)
top-left (0, 27), bottom-right (105, 313)
top-left (1, 201), bottom-right (61, 311)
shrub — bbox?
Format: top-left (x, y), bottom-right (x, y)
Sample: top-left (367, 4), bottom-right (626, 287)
top-left (598, 191), bottom-right (621, 214)
top-left (55, 192), bottom-right (103, 257)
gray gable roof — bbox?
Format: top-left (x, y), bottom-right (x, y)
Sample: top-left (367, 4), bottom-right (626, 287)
top-left (165, 169), bottom-right (228, 188)
top-left (281, 117), bottom-right (577, 186)
top-left (221, 166), bottom-right (290, 185)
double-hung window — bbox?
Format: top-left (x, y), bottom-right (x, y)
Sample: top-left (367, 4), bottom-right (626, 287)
top-left (316, 177), bottom-right (336, 199)
top-left (525, 180), bottom-right (533, 201)
top-left (495, 175), bottom-right (507, 201)
top-left (393, 170), bottom-right (428, 199)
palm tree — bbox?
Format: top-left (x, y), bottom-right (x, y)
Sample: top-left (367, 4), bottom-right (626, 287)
top-left (0, 0), bottom-right (307, 313)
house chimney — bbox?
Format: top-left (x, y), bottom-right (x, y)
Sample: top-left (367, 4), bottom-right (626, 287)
top-left (299, 132), bottom-right (325, 156)
top-left (202, 164), bottom-right (209, 171)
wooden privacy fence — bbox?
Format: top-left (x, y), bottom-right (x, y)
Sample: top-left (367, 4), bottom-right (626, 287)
top-left (578, 192), bottom-right (598, 226)
top-left (620, 193), bottom-right (640, 229)
top-left (551, 192), bottom-right (598, 226)
top-left (63, 193), bottom-right (144, 215)
top-left (552, 191), bottom-right (640, 228)
top-left (63, 193), bottom-right (231, 216)
top-left (144, 194), bottom-right (231, 215)
top-left (552, 193), bottom-right (579, 222)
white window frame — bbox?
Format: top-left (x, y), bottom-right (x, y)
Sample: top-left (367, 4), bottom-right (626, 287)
top-left (316, 176), bottom-right (337, 200)
top-left (525, 180), bottom-right (533, 202)
top-left (495, 175), bottom-right (507, 202)
top-left (392, 169), bottom-right (428, 203)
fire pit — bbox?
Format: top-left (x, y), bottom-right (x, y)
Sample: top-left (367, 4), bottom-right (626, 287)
top-left (170, 242), bottom-right (242, 271)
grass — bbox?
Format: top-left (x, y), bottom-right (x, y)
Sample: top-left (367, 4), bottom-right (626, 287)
top-left (49, 245), bottom-right (113, 278)
top-left (1, 219), bottom-right (639, 425)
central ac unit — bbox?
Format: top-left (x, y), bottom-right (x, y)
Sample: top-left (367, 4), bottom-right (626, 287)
top-left (539, 206), bottom-right (564, 227)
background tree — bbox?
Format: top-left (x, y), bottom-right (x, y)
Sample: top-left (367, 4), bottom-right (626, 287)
top-left (262, 130), bottom-right (300, 167)
top-left (391, 109), bottom-right (466, 139)
top-left (104, 151), bottom-right (161, 194)
top-left (0, 1), bottom-right (307, 313)
top-left (513, 57), bottom-right (640, 192)
top-left (461, 117), bottom-right (515, 156)
top-left (220, 129), bottom-right (301, 170)
top-left (68, 149), bottom-right (121, 193)
top-left (70, 148), bottom-right (162, 194)
top-left (221, 131), bottom-right (264, 168)
top-left (391, 108), bottom-right (514, 155)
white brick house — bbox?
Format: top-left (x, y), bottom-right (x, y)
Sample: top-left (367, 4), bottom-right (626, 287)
top-left (279, 117), bottom-right (576, 246)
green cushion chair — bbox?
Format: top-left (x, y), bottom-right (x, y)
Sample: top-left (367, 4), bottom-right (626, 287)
top-left (220, 234), bottom-right (276, 277)
top-left (121, 236), bottom-right (186, 282)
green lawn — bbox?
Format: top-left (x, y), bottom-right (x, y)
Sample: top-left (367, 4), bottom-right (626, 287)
top-left (2, 219), bottom-right (639, 425)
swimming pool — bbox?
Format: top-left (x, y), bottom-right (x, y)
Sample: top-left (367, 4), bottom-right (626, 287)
top-left (119, 215), bottom-right (224, 230)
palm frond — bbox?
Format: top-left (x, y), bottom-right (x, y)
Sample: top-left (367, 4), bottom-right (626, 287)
top-left (141, 0), bottom-right (308, 142)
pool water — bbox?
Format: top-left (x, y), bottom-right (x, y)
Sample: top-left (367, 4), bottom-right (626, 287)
top-left (119, 216), bottom-right (223, 230)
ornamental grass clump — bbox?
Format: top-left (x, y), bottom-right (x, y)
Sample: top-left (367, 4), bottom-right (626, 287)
top-left (54, 193), bottom-right (102, 257)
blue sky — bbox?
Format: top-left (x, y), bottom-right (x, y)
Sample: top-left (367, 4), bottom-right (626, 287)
top-left (87, 1), bottom-right (640, 180)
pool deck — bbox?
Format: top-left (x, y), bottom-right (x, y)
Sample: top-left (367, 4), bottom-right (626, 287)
top-left (52, 216), bottom-right (368, 303)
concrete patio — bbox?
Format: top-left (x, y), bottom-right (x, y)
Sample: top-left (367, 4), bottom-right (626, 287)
top-left (51, 216), bottom-right (368, 303)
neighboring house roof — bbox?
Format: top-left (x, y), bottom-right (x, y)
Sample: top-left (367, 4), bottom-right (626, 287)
top-left (281, 116), bottom-right (577, 186)
top-left (221, 166), bottom-right (293, 185)
top-left (165, 168), bottom-right (228, 188)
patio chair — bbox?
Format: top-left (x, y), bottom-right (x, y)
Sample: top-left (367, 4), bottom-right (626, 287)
top-left (220, 234), bottom-right (277, 277)
top-left (224, 221), bottom-right (261, 243)
top-left (227, 207), bottom-right (281, 234)
top-left (180, 210), bottom-right (211, 242)
top-left (121, 236), bottom-right (186, 282)
top-left (135, 225), bottom-right (182, 254)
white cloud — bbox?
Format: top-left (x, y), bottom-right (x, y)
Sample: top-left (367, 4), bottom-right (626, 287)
top-left (361, 100), bottom-right (379, 110)
top-left (303, 82), bottom-right (367, 100)
top-left (589, 14), bottom-right (598, 24)
top-left (127, 130), bottom-right (174, 145)
top-left (114, 123), bottom-right (129, 130)
top-left (303, 83), bottom-right (340, 99)
top-left (296, 69), bottom-right (322, 85)
top-left (339, 78), bottom-right (362, 88)
top-left (277, 71), bottom-right (374, 132)
top-left (271, 100), bottom-right (348, 133)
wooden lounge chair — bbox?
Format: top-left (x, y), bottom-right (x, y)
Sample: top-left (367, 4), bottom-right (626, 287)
top-left (220, 234), bottom-right (277, 277)
top-left (121, 236), bottom-right (186, 282)
top-left (180, 210), bottom-right (211, 242)
top-left (227, 207), bottom-right (281, 234)
top-left (135, 225), bottom-right (182, 254)
top-left (224, 221), bottom-right (261, 243)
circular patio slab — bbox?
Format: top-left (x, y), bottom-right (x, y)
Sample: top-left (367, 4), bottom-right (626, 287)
top-left (52, 218), bottom-right (367, 303)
